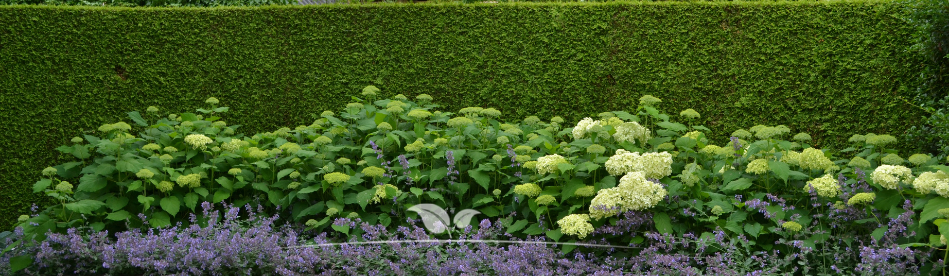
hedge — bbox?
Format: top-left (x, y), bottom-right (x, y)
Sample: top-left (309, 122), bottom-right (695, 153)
top-left (0, 1), bottom-right (926, 230)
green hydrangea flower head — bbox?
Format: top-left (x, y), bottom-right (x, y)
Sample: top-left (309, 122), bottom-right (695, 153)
top-left (805, 174), bottom-right (840, 198)
top-left (447, 117), bottom-right (474, 128)
top-left (136, 168), bottom-right (155, 179)
top-left (909, 154), bottom-right (932, 166)
top-left (938, 208), bottom-right (949, 219)
top-left (574, 186), bottom-right (596, 197)
top-left (386, 106), bottom-right (404, 114)
top-left (185, 134), bottom-right (214, 150)
top-left (524, 116), bottom-right (541, 125)
top-left (754, 127), bottom-right (784, 140)
top-left (881, 154), bottom-right (904, 165)
top-left (176, 174), bottom-right (202, 188)
top-left (159, 154), bottom-right (174, 164)
top-left (347, 212), bottom-right (360, 219)
top-left (362, 85), bottom-right (380, 97)
top-left (834, 201), bottom-right (847, 210)
top-left (55, 181), bottom-right (73, 193)
top-left (71, 137), bottom-right (84, 144)
top-left (524, 161), bottom-right (538, 170)
top-left (515, 154), bottom-right (530, 163)
top-left (598, 112), bottom-right (616, 119)
top-left (657, 143), bottom-right (674, 151)
top-left (157, 181), bottom-right (174, 193)
top-left (140, 143), bottom-right (159, 152)
top-left (513, 183), bottom-right (542, 197)
top-left (848, 157), bottom-right (871, 169)
top-left (393, 94), bottom-right (408, 101)
top-left (363, 166), bottom-right (386, 179)
top-left (247, 148), bottom-right (269, 160)
top-left (746, 159), bottom-right (770, 175)
top-left (731, 129), bottom-right (753, 140)
top-left (42, 167), bottom-right (58, 177)
top-left (180, 121), bottom-right (195, 129)
top-left (557, 214), bottom-right (594, 239)
top-left (228, 168), bottom-right (242, 176)
top-left (324, 172), bottom-right (351, 186)
top-left (459, 107), bottom-right (484, 116)
top-left (535, 195), bottom-right (556, 206)
top-left (586, 144), bottom-right (606, 155)
top-left (639, 95), bottom-right (661, 106)
top-left (288, 182), bottom-right (301, 189)
top-left (356, 160), bottom-right (367, 166)
top-left (848, 134), bottom-right (866, 143)
top-left (493, 189), bottom-right (502, 197)
top-left (513, 145), bottom-right (533, 155)
top-left (551, 116), bottom-right (565, 124)
top-left (496, 136), bottom-right (510, 145)
top-left (97, 123), bottom-right (114, 133)
top-left (416, 94), bottom-right (433, 102)
top-left (481, 108), bottom-right (502, 118)
top-left (288, 171), bottom-right (301, 179)
top-left (371, 184), bottom-right (401, 204)
top-left (320, 110), bottom-right (335, 117)
top-left (164, 146), bottom-right (178, 153)
top-left (799, 148), bottom-right (833, 171)
top-left (848, 192), bottom-right (876, 206)
top-left (492, 154), bottom-right (504, 163)
top-left (205, 97), bottom-right (219, 105)
top-left (18, 215), bottom-right (29, 223)
top-left (700, 145), bottom-right (721, 155)
top-left (142, 106), bottom-right (158, 114)
top-left (211, 121), bottom-right (227, 128)
top-left (504, 127), bottom-right (523, 136)
top-left (679, 109), bottom-right (700, 120)
top-left (782, 221), bottom-right (803, 232)
top-left (346, 102), bottom-right (364, 111)
top-left (305, 219), bottom-right (319, 227)
top-left (314, 136), bottom-right (333, 146)
top-left (434, 138), bottom-right (449, 146)
top-left (408, 109), bottom-right (433, 120)
top-left (793, 133), bottom-right (812, 142)
top-left (866, 134), bottom-right (897, 147)
top-left (326, 208), bottom-right (340, 217)
top-left (336, 158), bottom-right (351, 165)
top-left (211, 146), bottom-right (221, 152)
top-left (711, 205), bottom-right (724, 216)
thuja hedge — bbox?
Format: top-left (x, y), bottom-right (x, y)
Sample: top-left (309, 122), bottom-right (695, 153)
top-left (0, 1), bottom-right (927, 230)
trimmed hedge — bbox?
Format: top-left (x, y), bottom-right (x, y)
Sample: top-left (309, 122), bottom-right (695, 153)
top-left (0, 1), bottom-right (926, 230)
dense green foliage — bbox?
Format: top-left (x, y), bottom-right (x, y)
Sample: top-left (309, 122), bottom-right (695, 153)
top-left (0, 1), bottom-right (927, 230)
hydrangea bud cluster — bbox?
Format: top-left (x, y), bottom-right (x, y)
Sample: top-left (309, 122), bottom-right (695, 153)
top-left (575, 186), bottom-right (596, 197)
top-left (136, 169), bottom-right (155, 179)
top-left (805, 174), bottom-right (841, 198)
top-left (535, 195), bottom-right (556, 206)
top-left (865, 134), bottom-right (897, 147)
top-left (557, 214), bottom-right (594, 239)
top-left (590, 171), bottom-right (668, 219)
top-left (908, 154), bottom-right (931, 166)
top-left (880, 154), bottom-right (905, 165)
top-left (176, 174), bottom-right (202, 188)
top-left (848, 192), bottom-right (876, 206)
top-left (513, 183), bottom-right (542, 197)
top-left (184, 134), bottom-right (214, 150)
top-left (324, 172), bottom-right (351, 186)
top-left (447, 117), bottom-right (474, 128)
top-left (792, 132), bottom-right (812, 142)
top-left (871, 165), bottom-right (913, 190)
top-left (746, 159), bottom-right (770, 175)
top-left (157, 181), bottom-right (174, 193)
top-left (798, 148), bottom-right (834, 171)
top-left (679, 162), bottom-right (702, 187)
top-left (782, 221), bottom-right (803, 232)
top-left (371, 184), bottom-right (401, 204)
top-left (536, 154), bottom-right (569, 175)
top-left (848, 157), bottom-right (871, 169)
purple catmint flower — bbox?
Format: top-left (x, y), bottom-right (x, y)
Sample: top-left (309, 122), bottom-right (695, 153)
top-left (730, 136), bottom-right (742, 158)
top-left (446, 150), bottom-right (459, 185)
top-left (398, 154), bottom-right (413, 186)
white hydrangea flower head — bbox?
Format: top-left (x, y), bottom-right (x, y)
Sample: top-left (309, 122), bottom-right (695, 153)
top-left (871, 165), bottom-right (913, 190)
top-left (184, 134), bottom-right (214, 150)
top-left (605, 149), bottom-right (640, 176)
top-left (574, 186), bottom-right (596, 197)
top-left (572, 117), bottom-right (598, 140)
top-left (731, 129), bottom-right (753, 140)
top-left (746, 159), bottom-right (770, 175)
top-left (536, 154), bottom-right (569, 175)
top-left (589, 171), bottom-right (667, 220)
top-left (913, 171), bottom-right (949, 195)
top-left (613, 121), bottom-right (651, 145)
top-left (557, 214), bottom-right (594, 239)
top-left (678, 162), bottom-right (702, 187)
top-left (638, 152), bottom-right (674, 180)
top-left (805, 174), bottom-right (840, 198)
top-left (849, 134), bottom-right (866, 143)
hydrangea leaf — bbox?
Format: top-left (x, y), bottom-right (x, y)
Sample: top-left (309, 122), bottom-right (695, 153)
top-left (32, 179), bottom-right (51, 193)
top-left (744, 223), bottom-right (763, 238)
top-left (148, 211), bottom-right (171, 228)
top-left (267, 190), bottom-right (283, 206)
top-left (64, 200), bottom-right (105, 214)
top-left (116, 159), bottom-right (142, 173)
top-left (72, 145), bottom-right (90, 159)
top-left (277, 168), bottom-right (295, 181)
top-left (546, 228), bottom-right (563, 242)
top-left (183, 193), bottom-right (199, 212)
top-left (767, 160), bottom-right (790, 183)
top-left (294, 202), bottom-right (325, 220)
top-left (297, 185), bottom-right (320, 194)
top-left (410, 187), bottom-right (424, 197)
top-left (127, 111), bottom-right (147, 126)
top-left (653, 212), bottom-right (673, 234)
top-left (194, 187), bottom-right (209, 197)
top-left (357, 189), bottom-right (376, 211)
top-left (479, 206), bottom-right (500, 217)
top-left (467, 151), bottom-right (488, 167)
top-left (556, 163), bottom-right (576, 174)
top-left (921, 197), bottom-right (949, 225)
top-left (106, 196), bottom-right (129, 211)
top-left (215, 177), bottom-right (233, 190)
top-left (561, 239), bottom-right (578, 254)
top-left (523, 224), bottom-right (544, 235)
top-left (657, 122), bottom-right (687, 132)
top-left (576, 162), bottom-right (600, 173)
top-left (507, 219), bottom-right (529, 233)
top-left (472, 194), bottom-right (494, 208)
top-left (213, 107), bottom-right (229, 113)
top-left (212, 190), bottom-right (230, 204)
top-left (94, 164), bottom-right (115, 176)
top-left (78, 174), bottom-right (107, 192)
top-left (106, 210), bottom-right (131, 221)
top-left (9, 254), bottom-right (32, 273)
top-left (331, 223), bottom-right (349, 236)
top-left (251, 183), bottom-right (269, 193)
top-left (561, 179), bottom-right (585, 203)
top-left (468, 169), bottom-right (491, 191)
top-left (721, 178), bottom-right (753, 192)
top-left (379, 213), bottom-right (392, 228)
top-left (675, 136), bottom-right (697, 151)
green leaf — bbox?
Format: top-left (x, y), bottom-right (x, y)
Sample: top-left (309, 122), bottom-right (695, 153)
top-left (298, 185), bottom-right (320, 194)
top-left (160, 197), bottom-right (180, 216)
top-left (194, 187), bottom-right (209, 197)
top-left (106, 210), bottom-right (131, 221)
top-left (556, 162), bottom-right (576, 174)
top-left (33, 179), bottom-right (51, 193)
top-left (523, 224), bottom-right (545, 235)
top-left (64, 200), bottom-right (105, 214)
top-left (873, 226), bottom-right (889, 241)
top-left (116, 159), bottom-right (142, 173)
top-left (216, 177), bottom-right (234, 190)
top-left (128, 111), bottom-right (148, 126)
top-left (410, 187), bottom-right (424, 196)
top-left (561, 180), bottom-right (585, 202)
top-left (472, 194), bottom-right (494, 207)
top-left (721, 178), bottom-right (754, 192)
top-left (277, 168), bottom-right (296, 181)
top-left (922, 197), bottom-right (949, 225)
top-left (744, 223), bottom-right (763, 238)
top-left (78, 174), bottom-right (108, 192)
top-left (183, 193), bottom-right (199, 211)
top-left (72, 145), bottom-right (90, 159)
top-left (653, 212), bottom-right (673, 234)
top-left (213, 107), bottom-right (229, 113)
top-left (507, 220), bottom-right (529, 233)
top-left (429, 168), bottom-right (448, 184)
top-left (268, 190), bottom-right (284, 206)
top-left (138, 195), bottom-right (156, 210)
top-left (768, 161), bottom-right (790, 183)
top-left (657, 121), bottom-right (687, 132)
top-left (546, 229), bottom-right (563, 242)
top-left (426, 191), bottom-right (445, 203)
top-left (479, 206), bottom-right (500, 217)
top-left (468, 169), bottom-right (491, 190)
top-left (149, 211), bottom-right (171, 228)
top-left (295, 202), bottom-right (325, 220)
top-left (213, 190), bottom-right (230, 203)
top-left (562, 240), bottom-right (578, 254)
top-left (357, 189), bottom-right (375, 211)
top-left (9, 255), bottom-right (32, 272)
top-left (675, 136), bottom-right (697, 150)
top-left (576, 162), bottom-right (600, 172)
top-left (467, 151), bottom-right (489, 166)
top-left (722, 170), bottom-right (740, 185)
top-left (106, 196), bottom-right (129, 211)
top-left (874, 189), bottom-right (903, 211)
top-left (332, 224), bottom-right (349, 235)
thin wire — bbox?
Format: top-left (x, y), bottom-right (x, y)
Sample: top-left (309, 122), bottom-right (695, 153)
top-left (286, 239), bottom-right (639, 249)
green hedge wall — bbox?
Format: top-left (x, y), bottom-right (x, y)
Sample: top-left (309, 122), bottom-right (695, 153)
top-left (0, 1), bottom-right (926, 230)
